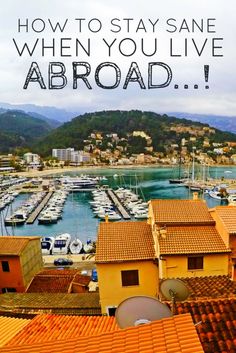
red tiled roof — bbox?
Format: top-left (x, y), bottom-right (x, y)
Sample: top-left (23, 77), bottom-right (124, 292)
top-left (96, 221), bottom-right (155, 263)
top-left (6, 315), bottom-right (119, 346)
top-left (213, 206), bottom-right (236, 234)
top-left (0, 236), bottom-right (40, 256)
top-left (159, 226), bottom-right (230, 255)
top-left (1, 314), bottom-right (204, 353)
top-left (150, 199), bottom-right (215, 225)
top-left (175, 298), bottom-right (236, 353)
top-left (160, 276), bottom-right (236, 301)
top-left (26, 269), bottom-right (90, 293)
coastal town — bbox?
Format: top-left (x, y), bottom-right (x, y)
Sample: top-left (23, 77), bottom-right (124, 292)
top-left (0, 189), bottom-right (236, 352)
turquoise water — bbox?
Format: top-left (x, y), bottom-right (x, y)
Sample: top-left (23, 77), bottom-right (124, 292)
top-left (2, 166), bottom-right (236, 242)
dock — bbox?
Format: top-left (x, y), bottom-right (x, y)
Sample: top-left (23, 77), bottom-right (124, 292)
top-left (26, 192), bottom-right (53, 224)
top-left (106, 189), bottom-right (131, 220)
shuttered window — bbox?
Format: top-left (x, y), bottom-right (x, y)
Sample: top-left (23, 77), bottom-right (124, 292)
top-left (188, 256), bottom-right (203, 270)
top-left (121, 270), bottom-right (139, 286)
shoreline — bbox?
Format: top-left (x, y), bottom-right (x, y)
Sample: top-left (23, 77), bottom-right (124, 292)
top-left (4, 163), bottom-right (236, 178)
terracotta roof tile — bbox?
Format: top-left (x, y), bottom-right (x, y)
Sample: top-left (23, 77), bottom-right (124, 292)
top-left (0, 293), bottom-right (101, 315)
top-left (0, 236), bottom-right (40, 255)
top-left (26, 269), bottom-right (90, 293)
top-left (1, 314), bottom-right (204, 353)
top-left (6, 314), bottom-right (118, 346)
top-left (175, 298), bottom-right (236, 353)
top-left (160, 276), bottom-right (236, 301)
top-left (150, 199), bottom-right (215, 225)
top-left (159, 225), bottom-right (230, 255)
top-left (213, 206), bottom-right (236, 234)
top-left (0, 316), bottom-right (29, 347)
top-left (96, 221), bottom-right (155, 263)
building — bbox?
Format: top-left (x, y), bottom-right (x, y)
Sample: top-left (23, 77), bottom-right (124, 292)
top-left (149, 199), bottom-right (230, 279)
top-left (23, 152), bottom-right (40, 165)
top-left (210, 206), bottom-right (236, 280)
top-left (52, 148), bottom-right (75, 161)
top-left (0, 236), bottom-right (43, 293)
top-left (52, 148), bottom-right (90, 165)
top-left (96, 221), bottom-right (158, 315)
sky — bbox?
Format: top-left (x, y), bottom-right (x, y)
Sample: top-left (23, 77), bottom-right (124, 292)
top-left (0, 0), bottom-right (236, 116)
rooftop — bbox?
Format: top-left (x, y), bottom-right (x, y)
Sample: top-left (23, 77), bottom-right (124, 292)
top-left (96, 221), bottom-right (155, 263)
top-left (26, 269), bottom-right (90, 293)
top-left (6, 314), bottom-right (119, 346)
top-left (0, 316), bottom-right (29, 347)
top-left (1, 314), bottom-right (204, 353)
top-left (0, 293), bottom-right (101, 315)
top-left (160, 276), bottom-right (236, 301)
top-left (175, 298), bottom-right (236, 353)
top-left (212, 206), bottom-right (236, 235)
top-left (150, 199), bottom-right (215, 225)
top-left (158, 226), bottom-right (230, 255)
top-left (0, 236), bottom-right (40, 256)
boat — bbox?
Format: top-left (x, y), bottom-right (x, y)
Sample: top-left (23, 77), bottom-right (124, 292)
top-left (52, 233), bottom-right (71, 255)
top-left (38, 213), bottom-right (58, 224)
top-left (5, 210), bottom-right (27, 226)
top-left (83, 239), bottom-right (95, 253)
top-left (41, 236), bottom-right (55, 255)
top-left (227, 194), bottom-right (236, 205)
top-left (98, 211), bottom-right (122, 221)
top-left (61, 176), bottom-right (98, 191)
top-left (69, 238), bottom-right (83, 254)
top-left (208, 185), bottom-right (228, 200)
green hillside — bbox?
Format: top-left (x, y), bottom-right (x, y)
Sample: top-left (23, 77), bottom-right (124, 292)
top-left (34, 110), bottom-right (236, 156)
top-left (0, 110), bottom-right (53, 152)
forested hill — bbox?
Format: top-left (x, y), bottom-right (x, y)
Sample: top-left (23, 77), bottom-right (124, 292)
top-left (34, 110), bottom-right (236, 156)
top-left (0, 110), bottom-right (53, 153)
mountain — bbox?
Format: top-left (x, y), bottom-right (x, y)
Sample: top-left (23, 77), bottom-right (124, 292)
top-left (34, 110), bottom-right (236, 156)
top-left (0, 102), bottom-right (77, 123)
top-left (169, 112), bottom-right (236, 134)
top-left (0, 110), bottom-right (53, 153)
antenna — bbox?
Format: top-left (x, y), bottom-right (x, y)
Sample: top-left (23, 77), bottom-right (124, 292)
top-left (115, 295), bottom-right (172, 329)
top-left (160, 279), bottom-right (189, 314)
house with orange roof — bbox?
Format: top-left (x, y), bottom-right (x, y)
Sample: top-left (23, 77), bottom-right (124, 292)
top-left (0, 236), bottom-right (43, 293)
top-left (96, 221), bottom-right (158, 315)
top-left (149, 199), bottom-right (230, 279)
top-left (210, 206), bottom-right (236, 280)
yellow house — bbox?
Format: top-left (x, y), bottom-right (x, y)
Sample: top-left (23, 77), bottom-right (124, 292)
top-left (149, 199), bottom-right (230, 278)
top-left (95, 221), bottom-right (158, 315)
top-left (210, 206), bottom-right (236, 279)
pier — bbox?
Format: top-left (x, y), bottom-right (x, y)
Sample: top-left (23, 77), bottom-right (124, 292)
top-left (26, 192), bottom-right (53, 224)
top-left (106, 189), bottom-right (131, 220)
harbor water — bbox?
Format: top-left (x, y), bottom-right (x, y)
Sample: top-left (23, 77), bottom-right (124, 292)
top-left (1, 166), bottom-right (236, 243)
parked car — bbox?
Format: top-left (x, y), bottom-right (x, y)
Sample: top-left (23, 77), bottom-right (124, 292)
top-left (91, 268), bottom-right (98, 281)
top-left (54, 258), bottom-right (73, 266)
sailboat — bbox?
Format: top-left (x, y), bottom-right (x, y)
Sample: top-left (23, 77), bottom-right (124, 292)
top-left (169, 145), bottom-right (186, 184)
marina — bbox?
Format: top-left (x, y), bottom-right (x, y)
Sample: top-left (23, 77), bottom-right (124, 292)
top-left (0, 166), bottom-right (236, 242)
top-left (26, 192), bottom-right (53, 224)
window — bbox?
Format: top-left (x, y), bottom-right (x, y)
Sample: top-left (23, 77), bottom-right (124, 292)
top-left (107, 307), bottom-right (117, 316)
top-left (121, 270), bottom-right (139, 286)
top-left (1, 261), bottom-right (10, 272)
top-left (188, 256), bottom-right (203, 270)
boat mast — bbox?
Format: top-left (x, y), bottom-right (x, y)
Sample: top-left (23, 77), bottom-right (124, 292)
top-left (192, 146), bottom-right (196, 183)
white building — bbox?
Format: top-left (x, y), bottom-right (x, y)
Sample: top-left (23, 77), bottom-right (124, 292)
top-left (52, 148), bottom-right (75, 161)
top-left (52, 148), bottom-right (90, 165)
top-left (23, 153), bottom-right (41, 165)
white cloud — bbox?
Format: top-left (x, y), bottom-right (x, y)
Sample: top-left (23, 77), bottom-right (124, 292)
top-left (0, 0), bottom-right (236, 116)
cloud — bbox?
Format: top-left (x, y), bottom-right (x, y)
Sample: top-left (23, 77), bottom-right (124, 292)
top-left (0, 0), bottom-right (236, 116)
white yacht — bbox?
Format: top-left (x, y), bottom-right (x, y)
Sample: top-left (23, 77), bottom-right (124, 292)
top-left (52, 233), bottom-right (71, 255)
top-left (41, 237), bottom-right (55, 255)
top-left (69, 238), bottom-right (83, 254)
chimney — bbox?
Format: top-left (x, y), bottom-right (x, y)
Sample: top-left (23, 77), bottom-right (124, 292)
top-left (193, 192), bottom-right (198, 200)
